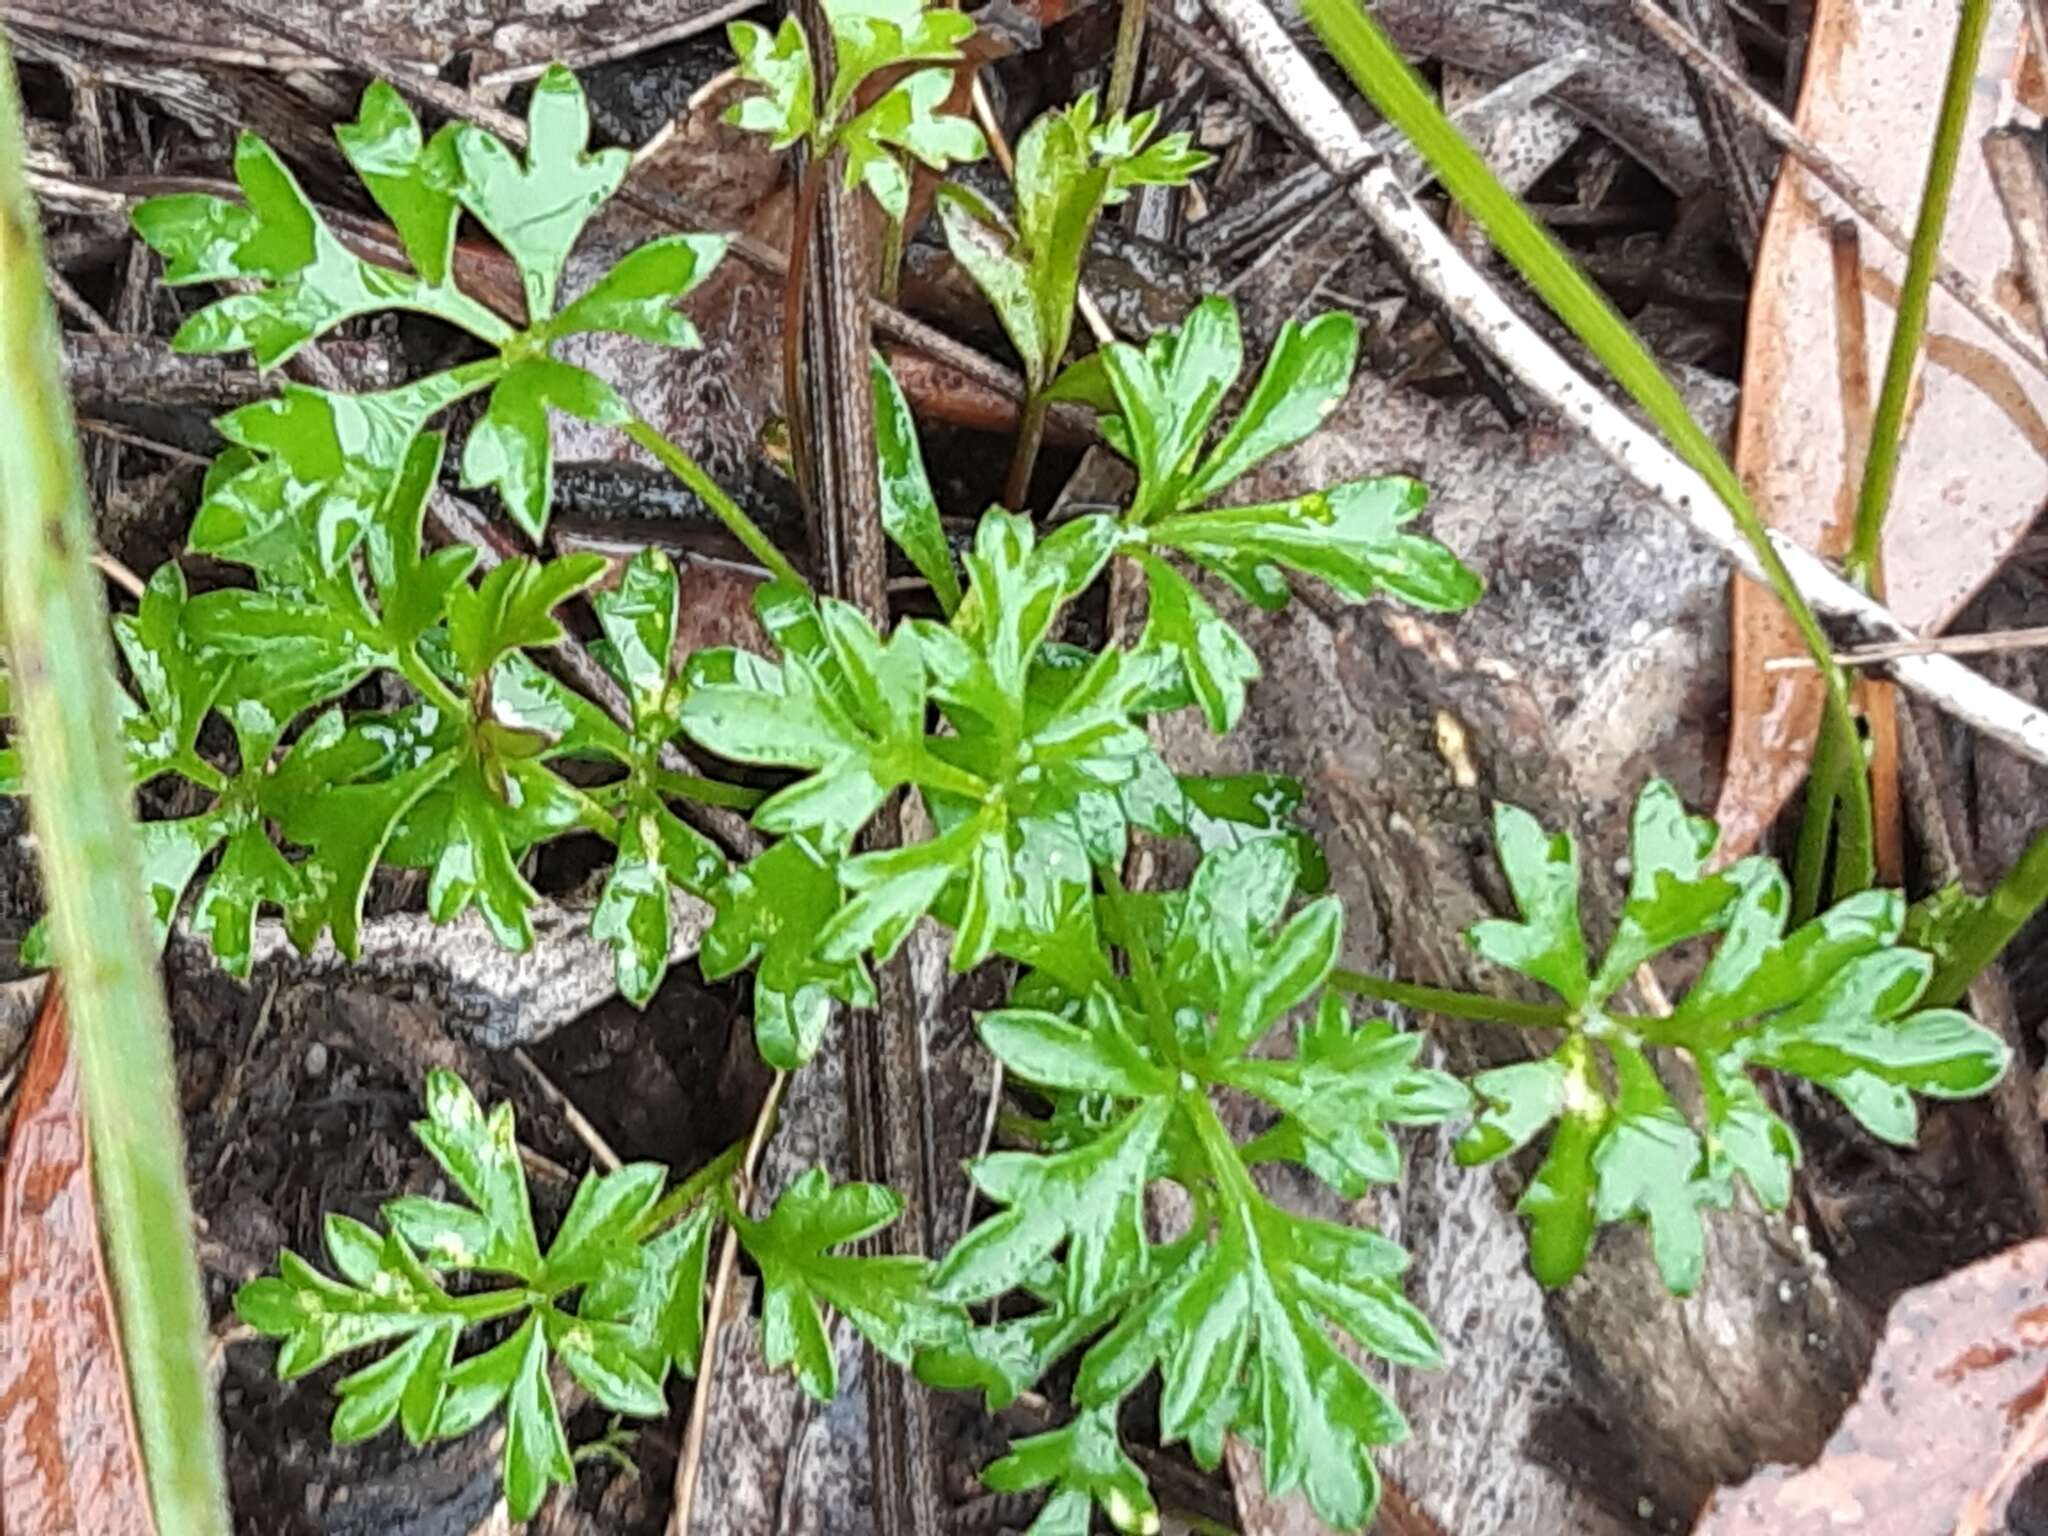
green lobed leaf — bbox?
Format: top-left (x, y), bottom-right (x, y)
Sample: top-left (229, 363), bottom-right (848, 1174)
top-left (334, 81), bottom-right (461, 288)
top-left (391, 1070), bottom-right (543, 1278)
top-left (1182, 312), bottom-right (1360, 505)
top-left (579, 1204), bottom-right (717, 1380)
top-left (450, 65), bottom-right (628, 320)
top-left (461, 361), bottom-right (629, 541)
top-left (680, 587), bottom-right (926, 849)
top-left (1136, 554), bottom-right (1259, 734)
top-left (1149, 476), bottom-right (1482, 616)
top-left (700, 835), bottom-right (875, 1070)
top-left (982, 1407), bottom-right (1159, 1536)
top-left (729, 1168), bottom-right (964, 1401)
top-left (839, 67), bottom-right (987, 222)
top-left (1236, 993), bottom-right (1471, 1196)
top-left (1454, 781), bottom-right (2010, 1292)
top-left (445, 553), bottom-right (609, 683)
top-left (501, 1314), bottom-right (575, 1521)
top-left (938, 1093), bottom-right (1174, 1313)
top-left (115, 563), bottom-right (229, 788)
top-left (870, 351), bottom-right (963, 616)
top-left (138, 134), bottom-right (431, 366)
top-left (550, 233), bottom-right (727, 347)
top-left (725, 17), bottom-right (816, 149)
top-left (235, 1218), bottom-right (476, 1381)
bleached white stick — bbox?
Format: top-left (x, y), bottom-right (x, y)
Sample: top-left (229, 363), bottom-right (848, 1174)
top-left (1202, 0), bottom-right (2048, 769)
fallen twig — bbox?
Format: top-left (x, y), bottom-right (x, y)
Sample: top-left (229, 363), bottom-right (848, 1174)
top-left (1201, 0), bottom-right (2048, 769)
top-left (668, 1069), bottom-right (786, 1536)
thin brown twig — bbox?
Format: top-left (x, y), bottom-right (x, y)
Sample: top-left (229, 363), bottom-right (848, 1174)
top-left (668, 1068), bottom-right (787, 1536)
top-left (77, 417), bottom-right (213, 468)
top-left (1764, 625), bottom-right (2048, 670)
top-left (90, 550), bottom-right (146, 599)
top-left (1630, 0), bottom-right (2048, 384)
top-left (512, 1047), bottom-right (622, 1173)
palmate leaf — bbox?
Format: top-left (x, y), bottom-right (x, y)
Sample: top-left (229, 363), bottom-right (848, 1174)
top-left (683, 512), bottom-right (1165, 973)
top-left (238, 1075), bottom-right (744, 1522)
top-left (725, 16), bottom-right (816, 148)
top-left (982, 1407), bottom-right (1158, 1536)
top-left (1455, 780), bottom-right (2010, 1293)
top-left (728, 1169), bottom-right (965, 1401)
top-left (928, 841), bottom-right (1461, 1533)
top-left (683, 584), bottom-right (926, 848)
top-left (1041, 296), bottom-right (1480, 733)
top-left (451, 65), bottom-right (628, 320)
top-left (116, 563), bottom-right (229, 788)
top-left (334, 80), bottom-right (462, 288)
top-left (700, 835), bottom-right (876, 1070)
top-left (462, 360), bottom-right (629, 541)
top-left (728, 0), bottom-right (981, 220)
top-left (839, 67), bottom-right (986, 222)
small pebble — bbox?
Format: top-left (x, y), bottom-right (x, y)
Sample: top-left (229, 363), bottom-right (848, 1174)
top-left (304, 1041), bottom-right (329, 1077)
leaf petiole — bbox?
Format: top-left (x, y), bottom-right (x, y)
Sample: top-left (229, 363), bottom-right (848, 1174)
top-left (1095, 857), bottom-right (1177, 1061)
top-left (621, 415), bottom-right (807, 591)
top-left (651, 768), bottom-right (767, 811)
top-left (629, 1140), bottom-right (748, 1244)
top-left (909, 747), bottom-right (993, 802)
top-left (1328, 968), bottom-right (1575, 1030)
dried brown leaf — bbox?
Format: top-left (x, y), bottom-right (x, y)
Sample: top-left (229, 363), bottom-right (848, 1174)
top-left (1695, 1235), bottom-right (2048, 1535)
top-left (0, 983), bottom-right (157, 1536)
top-left (1717, 0), bottom-right (2048, 859)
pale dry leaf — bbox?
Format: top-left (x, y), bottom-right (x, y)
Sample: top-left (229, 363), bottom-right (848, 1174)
top-left (1717, 0), bottom-right (2048, 858)
top-left (1694, 1235), bottom-right (2048, 1535)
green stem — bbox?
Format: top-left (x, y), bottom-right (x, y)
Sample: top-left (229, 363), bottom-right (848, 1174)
top-left (1003, 390), bottom-right (1050, 511)
top-left (878, 209), bottom-right (904, 306)
top-left (622, 417), bottom-right (807, 590)
top-left (1830, 736), bottom-right (1876, 903)
top-left (1847, 0), bottom-right (1993, 584)
top-left (1296, 0), bottom-right (1873, 860)
top-left (1790, 716), bottom-right (1845, 925)
top-left (408, 291), bottom-right (519, 352)
top-left (630, 1141), bottom-right (748, 1243)
top-left (0, 38), bottom-right (230, 1535)
top-left (1925, 825), bottom-right (2048, 1007)
top-left (652, 767), bottom-right (767, 812)
top-left (1328, 967), bottom-right (1574, 1029)
top-left (452, 1287), bottom-right (542, 1324)
top-left (909, 745), bottom-right (994, 802)
top-left (398, 640), bottom-right (471, 721)
top-left (1107, 0), bottom-right (1149, 119)
top-left (1183, 1084), bottom-right (1259, 1218)
top-left (1095, 857), bottom-right (1177, 1059)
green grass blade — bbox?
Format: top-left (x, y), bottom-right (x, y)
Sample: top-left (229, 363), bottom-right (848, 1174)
top-left (1293, 0), bottom-right (1872, 853)
top-left (1849, 0), bottom-right (1994, 582)
top-left (0, 38), bottom-right (231, 1535)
